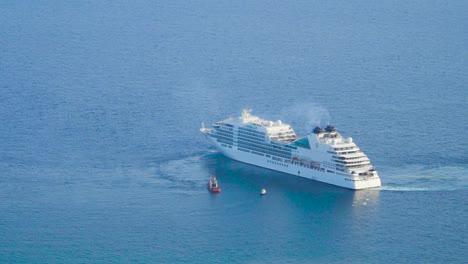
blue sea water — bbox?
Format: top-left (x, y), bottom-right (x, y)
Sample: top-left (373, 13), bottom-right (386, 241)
top-left (1, 0), bottom-right (467, 263)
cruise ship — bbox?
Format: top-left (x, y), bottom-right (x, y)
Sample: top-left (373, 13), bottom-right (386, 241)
top-left (200, 110), bottom-right (381, 190)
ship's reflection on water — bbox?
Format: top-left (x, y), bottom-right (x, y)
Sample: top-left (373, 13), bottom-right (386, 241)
top-left (351, 188), bottom-right (381, 208)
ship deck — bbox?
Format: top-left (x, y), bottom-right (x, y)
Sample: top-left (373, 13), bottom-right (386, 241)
top-left (292, 137), bottom-right (310, 149)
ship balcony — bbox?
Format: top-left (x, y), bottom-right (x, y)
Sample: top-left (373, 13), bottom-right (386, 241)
top-left (334, 152), bottom-right (366, 159)
top-left (334, 148), bottom-right (360, 154)
top-left (356, 170), bottom-right (377, 177)
top-left (346, 163), bottom-right (372, 173)
top-left (333, 157), bottom-right (369, 164)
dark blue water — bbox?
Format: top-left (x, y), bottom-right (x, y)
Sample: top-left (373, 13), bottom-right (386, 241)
top-left (1, 0), bottom-right (467, 263)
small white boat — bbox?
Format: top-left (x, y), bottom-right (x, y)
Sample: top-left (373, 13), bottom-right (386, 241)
top-left (260, 188), bottom-right (267, 195)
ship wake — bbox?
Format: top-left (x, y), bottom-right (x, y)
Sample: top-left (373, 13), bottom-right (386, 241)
top-left (155, 152), bottom-right (219, 194)
top-left (380, 165), bottom-right (468, 191)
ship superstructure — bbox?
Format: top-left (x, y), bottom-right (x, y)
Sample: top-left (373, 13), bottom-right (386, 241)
top-left (200, 110), bottom-right (381, 189)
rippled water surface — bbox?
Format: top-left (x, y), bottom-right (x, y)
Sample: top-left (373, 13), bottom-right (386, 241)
top-left (1, 0), bottom-right (467, 263)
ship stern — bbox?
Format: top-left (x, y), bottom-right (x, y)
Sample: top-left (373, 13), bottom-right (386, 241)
top-left (351, 172), bottom-right (381, 190)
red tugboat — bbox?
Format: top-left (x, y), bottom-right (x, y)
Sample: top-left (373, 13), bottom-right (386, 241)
top-left (208, 177), bottom-right (221, 193)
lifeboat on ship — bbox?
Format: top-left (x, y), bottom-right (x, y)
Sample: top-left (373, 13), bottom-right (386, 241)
top-left (208, 177), bottom-right (221, 193)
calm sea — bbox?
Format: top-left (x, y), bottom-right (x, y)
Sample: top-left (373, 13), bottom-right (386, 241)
top-left (1, 0), bottom-right (467, 263)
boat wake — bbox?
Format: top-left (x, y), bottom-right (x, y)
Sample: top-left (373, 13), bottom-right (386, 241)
top-left (155, 153), bottom-right (217, 194)
top-left (380, 165), bottom-right (468, 191)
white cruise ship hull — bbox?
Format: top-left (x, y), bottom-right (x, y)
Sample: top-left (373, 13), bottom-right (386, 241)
top-left (209, 137), bottom-right (381, 190)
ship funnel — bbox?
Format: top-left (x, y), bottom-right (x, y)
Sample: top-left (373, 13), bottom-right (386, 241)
top-left (313, 126), bottom-right (325, 134)
top-left (325, 125), bottom-right (337, 132)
